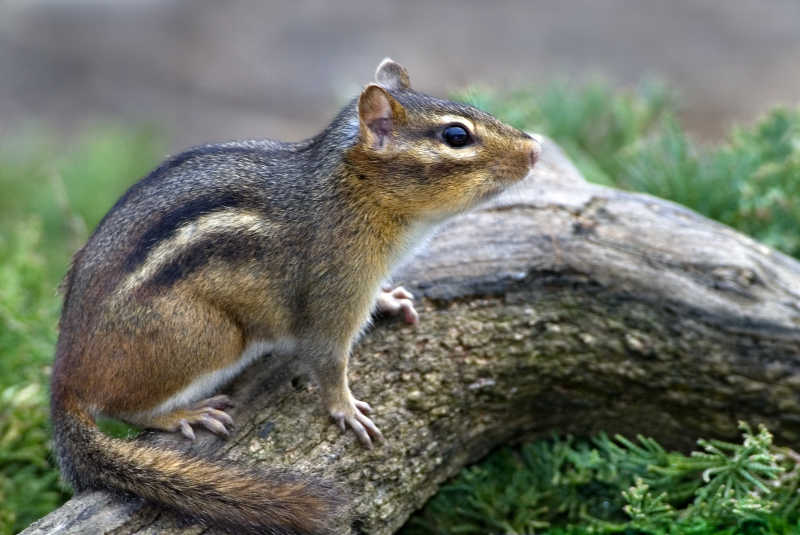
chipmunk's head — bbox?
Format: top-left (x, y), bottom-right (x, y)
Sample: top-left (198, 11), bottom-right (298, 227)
top-left (346, 58), bottom-right (540, 220)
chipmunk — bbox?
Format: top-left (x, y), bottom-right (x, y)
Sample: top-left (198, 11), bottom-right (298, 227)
top-left (50, 58), bottom-right (540, 534)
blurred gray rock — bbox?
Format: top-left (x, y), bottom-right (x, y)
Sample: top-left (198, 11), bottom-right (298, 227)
top-left (2, 0), bottom-right (799, 150)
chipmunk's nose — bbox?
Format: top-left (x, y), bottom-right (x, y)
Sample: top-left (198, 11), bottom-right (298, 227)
top-left (528, 136), bottom-right (541, 167)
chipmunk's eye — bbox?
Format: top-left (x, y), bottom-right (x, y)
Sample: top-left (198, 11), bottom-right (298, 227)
top-left (442, 124), bottom-right (471, 148)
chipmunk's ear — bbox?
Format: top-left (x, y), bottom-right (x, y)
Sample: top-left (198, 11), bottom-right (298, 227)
top-left (358, 83), bottom-right (406, 151)
top-left (374, 57), bottom-right (411, 91)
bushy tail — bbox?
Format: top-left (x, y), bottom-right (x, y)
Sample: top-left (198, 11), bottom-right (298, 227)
top-left (51, 402), bottom-right (342, 534)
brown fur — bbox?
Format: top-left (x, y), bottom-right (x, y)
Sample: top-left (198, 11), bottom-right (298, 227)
top-left (51, 58), bottom-right (539, 533)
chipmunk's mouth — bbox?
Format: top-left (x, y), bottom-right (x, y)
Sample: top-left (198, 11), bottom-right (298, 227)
top-left (492, 165), bottom-right (532, 187)
top-left (476, 181), bottom-right (510, 204)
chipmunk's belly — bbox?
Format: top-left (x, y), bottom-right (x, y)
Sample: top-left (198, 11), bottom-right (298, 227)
top-left (141, 338), bottom-right (296, 419)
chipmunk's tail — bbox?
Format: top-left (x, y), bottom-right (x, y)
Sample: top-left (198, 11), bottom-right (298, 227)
top-left (51, 396), bottom-right (342, 534)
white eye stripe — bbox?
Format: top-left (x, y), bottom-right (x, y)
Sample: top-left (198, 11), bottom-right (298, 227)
top-left (439, 146), bottom-right (479, 159)
top-left (411, 139), bottom-right (478, 161)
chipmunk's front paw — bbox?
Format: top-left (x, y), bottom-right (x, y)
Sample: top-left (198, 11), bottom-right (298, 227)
top-left (376, 286), bottom-right (418, 324)
top-left (330, 397), bottom-right (383, 448)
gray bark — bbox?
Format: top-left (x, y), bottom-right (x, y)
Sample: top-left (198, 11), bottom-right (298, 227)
top-left (23, 137), bottom-right (800, 535)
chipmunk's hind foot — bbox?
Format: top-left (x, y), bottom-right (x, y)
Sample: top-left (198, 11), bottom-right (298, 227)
top-left (147, 395), bottom-right (235, 441)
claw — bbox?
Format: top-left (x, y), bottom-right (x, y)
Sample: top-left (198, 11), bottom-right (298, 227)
top-left (354, 400), bottom-right (372, 413)
top-left (355, 410), bottom-right (383, 444)
top-left (348, 417), bottom-right (372, 449)
top-left (206, 408), bottom-right (234, 427)
top-left (179, 419), bottom-right (196, 441)
top-left (200, 414), bottom-right (230, 436)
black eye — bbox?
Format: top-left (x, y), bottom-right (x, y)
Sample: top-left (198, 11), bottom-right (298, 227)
top-left (442, 124), bottom-right (471, 148)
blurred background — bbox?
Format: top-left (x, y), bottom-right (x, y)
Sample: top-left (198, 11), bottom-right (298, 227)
top-left (2, 0), bottom-right (800, 149)
top-left (3, 2), bottom-right (800, 534)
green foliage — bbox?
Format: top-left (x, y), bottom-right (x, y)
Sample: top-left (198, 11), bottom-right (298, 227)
top-left (0, 222), bottom-right (59, 386)
top-left (712, 109), bottom-right (800, 257)
top-left (616, 109), bottom-right (800, 258)
top-left (459, 85), bottom-right (800, 259)
top-left (0, 128), bottom-right (161, 534)
top-left (402, 423), bottom-right (800, 535)
top-left (622, 479), bottom-right (675, 530)
top-left (0, 126), bottom-right (163, 280)
top-left (0, 223), bottom-right (69, 534)
top-left (0, 384), bottom-right (68, 535)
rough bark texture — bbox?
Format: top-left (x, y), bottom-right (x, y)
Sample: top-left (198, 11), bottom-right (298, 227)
top-left (23, 137), bottom-right (800, 535)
